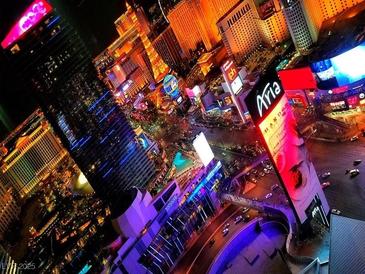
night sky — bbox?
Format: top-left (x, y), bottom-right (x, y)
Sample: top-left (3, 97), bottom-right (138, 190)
top-left (0, 0), bottom-right (157, 139)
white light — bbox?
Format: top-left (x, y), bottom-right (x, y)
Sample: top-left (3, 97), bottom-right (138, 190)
top-left (231, 76), bottom-right (243, 95)
top-left (331, 45), bottom-right (365, 83)
top-left (78, 172), bottom-right (88, 186)
top-left (193, 132), bottom-right (214, 167)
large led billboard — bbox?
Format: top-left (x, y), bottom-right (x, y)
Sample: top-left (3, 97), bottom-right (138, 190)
top-left (193, 132), bottom-right (214, 167)
top-left (311, 42), bottom-right (365, 89)
top-left (278, 67), bottom-right (317, 90)
top-left (1, 0), bottom-right (52, 49)
top-left (245, 71), bottom-right (329, 224)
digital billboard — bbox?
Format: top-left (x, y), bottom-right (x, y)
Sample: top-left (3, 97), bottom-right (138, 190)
top-left (1, 0), bottom-right (53, 49)
top-left (193, 132), bottom-right (214, 167)
top-left (310, 42), bottom-right (365, 89)
top-left (163, 74), bottom-right (180, 100)
top-left (245, 71), bottom-right (329, 224)
top-left (278, 67), bottom-right (317, 90)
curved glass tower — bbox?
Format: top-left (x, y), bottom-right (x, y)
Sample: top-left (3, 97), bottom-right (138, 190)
top-left (1, 0), bottom-right (156, 214)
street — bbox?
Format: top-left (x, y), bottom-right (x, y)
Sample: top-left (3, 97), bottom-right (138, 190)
top-left (308, 137), bottom-right (365, 220)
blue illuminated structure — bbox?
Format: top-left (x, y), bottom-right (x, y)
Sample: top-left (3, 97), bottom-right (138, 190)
top-left (3, 3), bottom-right (156, 214)
top-left (188, 161), bottom-right (223, 202)
top-left (163, 74), bottom-right (180, 100)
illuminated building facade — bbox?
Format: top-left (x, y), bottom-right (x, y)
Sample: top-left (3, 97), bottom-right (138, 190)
top-left (217, 0), bottom-right (262, 64)
top-left (152, 26), bottom-right (185, 71)
top-left (0, 185), bottom-right (19, 237)
top-left (303, 0), bottom-right (365, 41)
top-left (281, 0), bottom-right (314, 54)
top-left (0, 110), bottom-right (66, 198)
top-left (168, 0), bottom-right (214, 57)
top-left (1, 0), bottom-right (156, 214)
top-left (94, 3), bottom-right (171, 104)
top-left (167, 0), bottom-right (240, 58)
top-left (116, 4), bottom-right (170, 83)
top-left (0, 245), bottom-right (19, 273)
top-left (253, 0), bottom-right (289, 47)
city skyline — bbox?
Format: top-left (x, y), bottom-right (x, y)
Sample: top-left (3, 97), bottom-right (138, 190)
top-left (1, 0), bottom-right (365, 273)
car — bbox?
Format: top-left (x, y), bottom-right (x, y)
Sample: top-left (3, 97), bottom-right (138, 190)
top-left (208, 238), bottom-right (215, 247)
top-left (331, 208), bottom-right (341, 215)
top-left (265, 192), bottom-right (273, 199)
top-left (349, 169), bottom-right (360, 177)
top-left (321, 172), bottom-right (331, 179)
top-left (242, 207), bottom-right (250, 214)
top-left (350, 135), bottom-right (359, 142)
top-left (354, 159), bottom-right (362, 166)
top-left (252, 197), bottom-right (258, 201)
top-left (234, 215), bottom-right (243, 224)
top-left (259, 172), bottom-right (265, 177)
top-left (243, 214), bottom-right (250, 222)
top-left (263, 168), bottom-right (270, 174)
top-left (252, 169), bottom-right (258, 174)
top-left (271, 184), bottom-right (280, 191)
top-left (222, 228), bottom-right (229, 236)
top-left (223, 222), bottom-right (230, 229)
top-left (321, 181), bottom-right (331, 189)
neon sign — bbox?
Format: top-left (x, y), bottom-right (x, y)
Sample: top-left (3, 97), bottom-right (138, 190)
top-left (257, 81), bottom-right (282, 117)
top-left (221, 59), bottom-right (238, 83)
top-left (1, 0), bottom-right (52, 49)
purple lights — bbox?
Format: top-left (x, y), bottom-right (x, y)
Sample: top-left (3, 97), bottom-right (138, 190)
top-left (1, 0), bottom-right (52, 49)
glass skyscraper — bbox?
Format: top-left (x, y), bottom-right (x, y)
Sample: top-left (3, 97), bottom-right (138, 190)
top-left (1, 0), bottom-right (156, 214)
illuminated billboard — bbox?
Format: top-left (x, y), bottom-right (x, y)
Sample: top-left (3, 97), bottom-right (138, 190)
top-left (231, 76), bottom-right (243, 95)
top-left (278, 67), bottom-right (317, 90)
top-left (245, 71), bottom-right (329, 224)
top-left (221, 59), bottom-right (239, 86)
top-left (163, 74), bottom-right (180, 100)
top-left (193, 132), bottom-right (214, 167)
top-left (311, 42), bottom-right (365, 89)
top-left (1, 0), bottom-right (52, 49)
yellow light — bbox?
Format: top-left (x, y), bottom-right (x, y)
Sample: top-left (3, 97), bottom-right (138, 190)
top-left (78, 172), bottom-right (88, 186)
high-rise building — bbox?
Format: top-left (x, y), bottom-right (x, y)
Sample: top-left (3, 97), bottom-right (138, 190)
top-left (253, 0), bottom-right (289, 47)
top-left (303, 0), bottom-right (365, 40)
top-left (0, 245), bottom-right (20, 273)
top-left (1, 0), bottom-right (156, 214)
top-left (0, 110), bottom-right (66, 198)
top-left (94, 3), bottom-right (171, 105)
top-left (194, 0), bottom-right (240, 46)
top-left (0, 185), bottom-right (19, 237)
top-left (152, 26), bottom-right (185, 71)
top-left (217, 0), bottom-right (262, 64)
top-left (167, 0), bottom-right (241, 58)
top-left (115, 4), bottom-right (170, 83)
top-left (281, 0), bottom-right (314, 54)
top-left (167, 0), bottom-right (214, 57)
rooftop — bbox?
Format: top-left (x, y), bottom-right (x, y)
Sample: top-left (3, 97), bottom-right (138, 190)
top-left (329, 214), bottom-right (365, 273)
top-left (310, 1), bottom-right (365, 62)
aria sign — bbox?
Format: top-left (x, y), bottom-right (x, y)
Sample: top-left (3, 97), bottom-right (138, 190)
top-left (245, 70), bottom-right (285, 123)
top-left (257, 81), bottom-right (282, 117)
